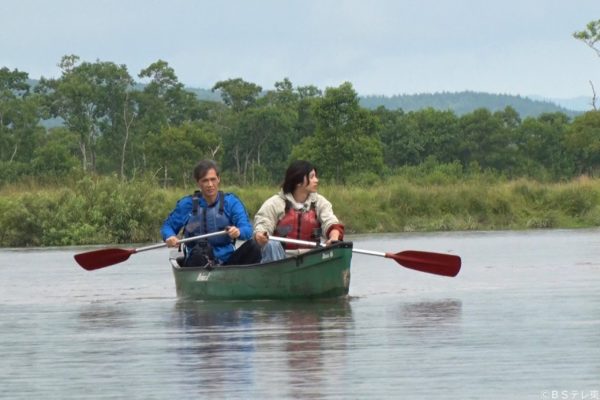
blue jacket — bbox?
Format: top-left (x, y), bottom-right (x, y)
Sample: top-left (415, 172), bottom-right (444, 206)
top-left (161, 192), bottom-right (253, 263)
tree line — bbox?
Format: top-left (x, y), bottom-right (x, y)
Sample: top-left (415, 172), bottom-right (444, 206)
top-left (1, 54), bottom-right (600, 188)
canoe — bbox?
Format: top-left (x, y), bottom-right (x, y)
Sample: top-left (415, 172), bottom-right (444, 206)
top-left (170, 241), bottom-right (353, 300)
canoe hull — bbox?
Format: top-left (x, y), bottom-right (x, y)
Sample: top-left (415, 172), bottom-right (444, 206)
top-left (171, 242), bottom-right (353, 300)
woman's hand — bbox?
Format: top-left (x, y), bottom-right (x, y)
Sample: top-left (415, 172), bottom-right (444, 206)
top-left (254, 231), bottom-right (269, 246)
top-left (325, 229), bottom-right (341, 245)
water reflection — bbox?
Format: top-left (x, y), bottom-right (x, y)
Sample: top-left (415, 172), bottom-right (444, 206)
top-left (77, 304), bottom-right (133, 331)
top-left (171, 299), bottom-right (353, 398)
top-left (395, 299), bottom-right (462, 337)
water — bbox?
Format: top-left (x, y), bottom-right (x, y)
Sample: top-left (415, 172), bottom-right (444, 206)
top-left (1, 229), bottom-right (599, 399)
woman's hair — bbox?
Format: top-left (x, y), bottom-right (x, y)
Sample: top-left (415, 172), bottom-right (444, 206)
top-left (282, 160), bottom-right (317, 194)
top-left (193, 159), bottom-right (220, 181)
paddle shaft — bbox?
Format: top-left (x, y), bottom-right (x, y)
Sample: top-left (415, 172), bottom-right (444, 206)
top-left (134, 230), bottom-right (228, 253)
top-left (268, 235), bottom-right (461, 277)
top-left (74, 230), bottom-right (229, 270)
top-left (268, 235), bottom-right (383, 256)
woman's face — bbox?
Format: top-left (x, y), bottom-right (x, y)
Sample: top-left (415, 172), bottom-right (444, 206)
top-left (302, 169), bottom-right (319, 193)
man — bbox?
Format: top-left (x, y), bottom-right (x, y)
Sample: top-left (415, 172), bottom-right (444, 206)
top-left (161, 159), bottom-right (261, 267)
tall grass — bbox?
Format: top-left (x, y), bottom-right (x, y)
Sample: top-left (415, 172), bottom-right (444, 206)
top-left (2, 174), bottom-right (600, 247)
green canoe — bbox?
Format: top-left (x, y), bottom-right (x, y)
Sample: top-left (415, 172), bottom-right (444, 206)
top-left (170, 241), bottom-right (353, 300)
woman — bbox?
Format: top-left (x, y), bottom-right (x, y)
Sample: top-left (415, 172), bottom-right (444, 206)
top-left (253, 160), bottom-right (344, 262)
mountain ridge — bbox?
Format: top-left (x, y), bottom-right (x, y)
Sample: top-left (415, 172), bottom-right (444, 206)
top-left (356, 91), bottom-right (582, 118)
top-left (26, 78), bottom-right (585, 119)
top-left (186, 87), bottom-right (584, 118)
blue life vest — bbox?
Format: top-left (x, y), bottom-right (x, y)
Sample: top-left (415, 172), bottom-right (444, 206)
top-left (183, 191), bottom-right (232, 250)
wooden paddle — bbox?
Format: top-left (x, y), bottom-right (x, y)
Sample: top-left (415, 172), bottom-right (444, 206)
top-left (74, 230), bottom-right (228, 271)
top-left (269, 236), bottom-right (461, 277)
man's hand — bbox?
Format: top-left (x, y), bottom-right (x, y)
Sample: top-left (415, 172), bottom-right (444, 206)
top-left (165, 236), bottom-right (179, 248)
top-left (226, 226), bottom-right (240, 239)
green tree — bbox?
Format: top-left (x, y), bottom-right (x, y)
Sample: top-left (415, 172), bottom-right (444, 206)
top-left (516, 112), bottom-right (572, 179)
top-left (0, 67), bottom-right (42, 170)
top-left (31, 127), bottom-right (80, 178)
top-left (91, 62), bottom-right (136, 178)
top-left (379, 108), bottom-right (422, 166)
top-left (262, 78), bottom-right (299, 108)
top-left (145, 121), bottom-right (221, 187)
top-left (135, 60), bottom-right (207, 179)
top-left (573, 19), bottom-right (600, 57)
top-left (137, 60), bottom-right (201, 129)
top-left (212, 78), bottom-right (262, 112)
top-left (36, 55), bottom-right (135, 174)
top-left (573, 19), bottom-right (600, 110)
top-left (291, 82), bottom-right (383, 183)
top-left (457, 107), bottom-right (520, 173)
top-left (294, 84), bottom-right (322, 140)
top-left (565, 111), bottom-right (600, 176)
top-left (239, 106), bottom-right (296, 183)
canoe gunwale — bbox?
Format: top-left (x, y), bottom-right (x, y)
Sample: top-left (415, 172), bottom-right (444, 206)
top-left (170, 240), bottom-right (353, 271)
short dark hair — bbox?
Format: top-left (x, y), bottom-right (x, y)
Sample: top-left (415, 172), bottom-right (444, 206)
top-left (282, 160), bottom-right (317, 194)
top-left (193, 159), bottom-right (220, 181)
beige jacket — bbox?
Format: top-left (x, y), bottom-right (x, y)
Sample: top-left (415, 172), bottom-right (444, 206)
top-left (254, 190), bottom-right (341, 240)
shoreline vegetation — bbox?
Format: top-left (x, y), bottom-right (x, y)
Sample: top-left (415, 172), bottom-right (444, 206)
top-left (2, 172), bottom-right (599, 248)
top-left (4, 59), bottom-right (600, 250)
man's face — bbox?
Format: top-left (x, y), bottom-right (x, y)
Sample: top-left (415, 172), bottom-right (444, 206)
top-left (198, 168), bottom-right (220, 199)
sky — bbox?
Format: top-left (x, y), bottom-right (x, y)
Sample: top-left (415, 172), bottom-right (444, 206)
top-left (1, 0), bottom-right (599, 100)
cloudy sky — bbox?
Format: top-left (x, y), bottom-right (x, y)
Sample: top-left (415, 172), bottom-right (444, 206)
top-left (2, 0), bottom-right (599, 99)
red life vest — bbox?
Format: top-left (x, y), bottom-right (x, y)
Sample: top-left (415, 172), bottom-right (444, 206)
top-left (275, 200), bottom-right (321, 249)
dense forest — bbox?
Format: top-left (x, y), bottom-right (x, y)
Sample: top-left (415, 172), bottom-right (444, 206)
top-left (1, 54), bottom-right (600, 189)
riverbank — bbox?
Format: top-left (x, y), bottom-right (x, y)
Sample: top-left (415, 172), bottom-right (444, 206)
top-left (1, 174), bottom-right (599, 247)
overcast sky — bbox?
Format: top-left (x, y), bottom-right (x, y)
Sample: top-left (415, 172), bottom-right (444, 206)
top-left (1, 0), bottom-right (599, 99)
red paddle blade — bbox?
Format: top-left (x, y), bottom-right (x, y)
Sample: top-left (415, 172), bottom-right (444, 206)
top-left (387, 250), bottom-right (461, 277)
top-left (74, 248), bottom-right (136, 271)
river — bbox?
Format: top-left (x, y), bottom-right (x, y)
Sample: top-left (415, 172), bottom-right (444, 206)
top-left (1, 229), bottom-right (599, 399)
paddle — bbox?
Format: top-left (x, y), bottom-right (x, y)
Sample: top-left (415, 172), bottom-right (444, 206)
top-left (268, 236), bottom-right (461, 277)
top-left (74, 230), bottom-right (228, 271)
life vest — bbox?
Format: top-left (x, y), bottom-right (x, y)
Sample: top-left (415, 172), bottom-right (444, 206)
top-left (183, 190), bottom-right (232, 249)
top-left (275, 200), bottom-right (321, 249)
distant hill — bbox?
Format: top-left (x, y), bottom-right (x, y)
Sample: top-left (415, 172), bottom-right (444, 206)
top-left (189, 87), bottom-right (580, 119)
top-left (358, 91), bottom-right (581, 118)
top-left (28, 76), bottom-right (583, 126)
top-left (186, 87), bottom-right (222, 102)
top-left (529, 95), bottom-right (593, 112)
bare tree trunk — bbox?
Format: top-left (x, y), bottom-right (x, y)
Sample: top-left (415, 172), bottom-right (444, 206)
top-left (88, 125), bottom-right (99, 173)
top-left (590, 80), bottom-right (598, 111)
top-left (164, 164), bottom-right (168, 188)
top-left (242, 153), bottom-right (251, 185)
top-left (233, 145), bottom-right (241, 175)
top-left (210, 144), bottom-right (220, 159)
top-left (9, 144), bottom-right (17, 163)
top-left (79, 141), bottom-right (87, 171)
top-left (120, 92), bottom-right (135, 180)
